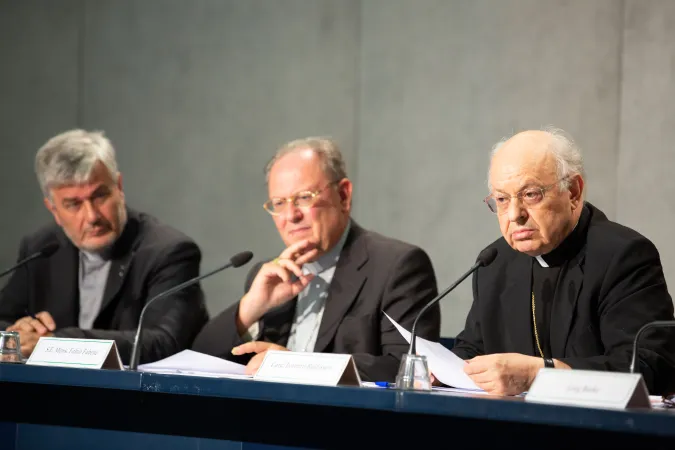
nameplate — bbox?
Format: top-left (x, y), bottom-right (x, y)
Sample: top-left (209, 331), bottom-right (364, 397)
top-left (27, 337), bottom-right (123, 370)
top-left (525, 368), bottom-right (650, 410)
top-left (254, 351), bottom-right (361, 387)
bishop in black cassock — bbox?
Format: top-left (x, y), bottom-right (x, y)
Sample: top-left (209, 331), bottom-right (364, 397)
top-left (452, 129), bottom-right (675, 396)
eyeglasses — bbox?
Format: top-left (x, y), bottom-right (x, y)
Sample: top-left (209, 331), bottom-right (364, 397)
top-left (484, 179), bottom-right (568, 214)
top-left (263, 181), bottom-right (338, 216)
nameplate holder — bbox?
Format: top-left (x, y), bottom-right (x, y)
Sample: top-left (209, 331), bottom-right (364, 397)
top-left (254, 351), bottom-right (361, 387)
top-left (525, 368), bottom-right (650, 410)
top-left (27, 337), bottom-right (123, 370)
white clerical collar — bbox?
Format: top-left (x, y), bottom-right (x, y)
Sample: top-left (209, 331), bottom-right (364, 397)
top-left (535, 255), bottom-right (549, 268)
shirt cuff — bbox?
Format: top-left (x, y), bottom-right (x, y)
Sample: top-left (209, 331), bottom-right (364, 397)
top-left (240, 321), bottom-right (260, 342)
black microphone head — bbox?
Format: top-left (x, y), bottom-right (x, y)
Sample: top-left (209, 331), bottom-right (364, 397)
top-left (40, 242), bottom-right (60, 258)
top-left (477, 248), bottom-right (498, 267)
top-left (230, 251), bottom-right (253, 268)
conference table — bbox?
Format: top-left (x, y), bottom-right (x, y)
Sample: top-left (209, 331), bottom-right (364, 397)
top-left (0, 363), bottom-right (673, 449)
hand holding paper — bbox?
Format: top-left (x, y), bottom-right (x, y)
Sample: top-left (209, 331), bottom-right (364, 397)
top-left (464, 353), bottom-right (544, 396)
top-left (384, 313), bottom-right (483, 391)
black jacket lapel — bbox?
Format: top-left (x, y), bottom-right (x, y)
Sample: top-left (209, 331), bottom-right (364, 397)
top-left (549, 203), bottom-right (592, 357)
top-left (98, 210), bottom-right (140, 316)
top-left (501, 253), bottom-right (535, 355)
top-left (313, 224), bottom-right (367, 353)
top-left (549, 251), bottom-right (585, 357)
top-left (46, 235), bottom-right (79, 326)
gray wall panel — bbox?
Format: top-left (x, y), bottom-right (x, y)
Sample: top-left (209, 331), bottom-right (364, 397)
top-left (618, 0), bottom-right (675, 291)
top-left (0, 0), bottom-right (81, 276)
top-left (356, 0), bottom-right (623, 334)
top-left (81, 0), bottom-right (360, 314)
top-left (1, 0), bottom-right (672, 341)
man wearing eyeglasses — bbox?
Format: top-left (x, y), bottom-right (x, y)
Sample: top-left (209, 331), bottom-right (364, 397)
top-left (449, 126), bottom-right (675, 396)
top-left (192, 137), bottom-right (440, 381)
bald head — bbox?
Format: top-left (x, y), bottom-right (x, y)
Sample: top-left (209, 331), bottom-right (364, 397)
top-left (486, 127), bottom-right (585, 256)
top-left (490, 131), bottom-right (558, 191)
top-left (489, 128), bottom-right (584, 194)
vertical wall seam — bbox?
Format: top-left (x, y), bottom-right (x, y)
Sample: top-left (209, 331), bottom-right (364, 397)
top-left (615, 0), bottom-right (627, 221)
top-left (76, 0), bottom-right (86, 127)
top-left (353, 0), bottom-right (363, 203)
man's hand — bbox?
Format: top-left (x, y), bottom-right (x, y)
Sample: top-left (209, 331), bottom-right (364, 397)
top-left (463, 353), bottom-right (543, 396)
top-left (231, 341), bottom-right (289, 375)
top-left (6, 311), bottom-right (56, 357)
top-left (237, 239), bottom-right (319, 332)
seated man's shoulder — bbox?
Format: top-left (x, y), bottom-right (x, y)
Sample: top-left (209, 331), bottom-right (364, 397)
top-left (356, 226), bottom-right (430, 265)
top-left (480, 235), bottom-right (517, 267)
top-left (132, 209), bottom-right (200, 255)
top-left (135, 210), bottom-right (194, 241)
top-left (19, 222), bottom-right (63, 252)
top-left (587, 205), bottom-right (658, 256)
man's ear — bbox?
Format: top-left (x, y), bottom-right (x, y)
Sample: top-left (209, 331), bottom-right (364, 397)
top-left (569, 175), bottom-right (584, 209)
top-left (337, 178), bottom-right (353, 212)
top-left (117, 173), bottom-right (125, 202)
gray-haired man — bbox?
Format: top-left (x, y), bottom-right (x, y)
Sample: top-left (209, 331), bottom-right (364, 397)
top-left (0, 129), bottom-right (208, 363)
top-left (192, 137), bottom-right (441, 381)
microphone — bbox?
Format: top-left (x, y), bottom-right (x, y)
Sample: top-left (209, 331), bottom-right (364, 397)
top-left (128, 250), bottom-right (253, 371)
top-left (629, 320), bottom-right (675, 373)
top-left (408, 247), bottom-right (498, 355)
top-left (0, 242), bottom-right (60, 279)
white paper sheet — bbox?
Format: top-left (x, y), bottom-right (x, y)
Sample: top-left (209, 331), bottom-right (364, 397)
top-left (650, 395), bottom-right (674, 409)
top-left (138, 349), bottom-right (249, 378)
top-left (385, 313), bottom-right (483, 391)
top-left (432, 386), bottom-right (492, 395)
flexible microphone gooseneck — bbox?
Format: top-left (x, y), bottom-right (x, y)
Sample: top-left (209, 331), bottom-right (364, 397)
top-left (408, 247), bottom-right (498, 355)
top-left (0, 242), bottom-right (60, 279)
top-left (128, 250), bottom-right (253, 371)
top-left (629, 320), bottom-right (675, 374)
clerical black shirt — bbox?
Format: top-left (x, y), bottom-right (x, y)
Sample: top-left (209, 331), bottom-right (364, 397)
top-left (531, 205), bottom-right (590, 358)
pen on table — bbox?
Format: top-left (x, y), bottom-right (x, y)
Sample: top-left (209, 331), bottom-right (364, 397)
top-left (374, 381), bottom-right (395, 388)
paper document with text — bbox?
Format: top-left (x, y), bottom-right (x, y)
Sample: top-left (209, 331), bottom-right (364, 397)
top-left (385, 313), bottom-right (483, 391)
top-left (138, 349), bottom-right (251, 379)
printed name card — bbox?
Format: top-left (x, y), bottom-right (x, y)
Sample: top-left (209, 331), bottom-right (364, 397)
top-left (254, 351), bottom-right (361, 387)
top-left (27, 337), bottom-right (123, 370)
top-left (525, 368), bottom-right (650, 410)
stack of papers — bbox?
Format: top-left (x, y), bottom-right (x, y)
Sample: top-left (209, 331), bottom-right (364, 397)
top-left (385, 313), bottom-right (484, 392)
top-left (138, 349), bottom-right (252, 379)
top-left (650, 395), bottom-right (675, 409)
top-left (361, 381), bottom-right (490, 395)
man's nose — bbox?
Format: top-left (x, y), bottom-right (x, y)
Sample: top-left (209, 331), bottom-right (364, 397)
top-left (507, 198), bottom-right (527, 224)
top-left (282, 202), bottom-right (303, 222)
top-left (83, 200), bottom-right (100, 222)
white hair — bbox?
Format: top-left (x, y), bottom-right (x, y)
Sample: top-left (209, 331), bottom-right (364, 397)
top-left (488, 125), bottom-right (585, 193)
top-left (264, 136), bottom-right (348, 184)
top-left (35, 129), bottom-right (119, 197)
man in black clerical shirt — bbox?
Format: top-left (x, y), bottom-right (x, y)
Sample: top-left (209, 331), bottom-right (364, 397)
top-left (528, 207), bottom-right (591, 361)
top-left (450, 126), bottom-right (675, 396)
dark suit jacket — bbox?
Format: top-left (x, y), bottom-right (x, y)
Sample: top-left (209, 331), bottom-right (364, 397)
top-left (0, 208), bottom-right (209, 364)
top-left (192, 222), bottom-right (441, 381)
top-left (452, 202), bottom-right (675, 394)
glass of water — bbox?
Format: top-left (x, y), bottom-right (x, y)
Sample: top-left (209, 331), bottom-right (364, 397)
top-left (0, 331), bottom-right (24, 363)
top-left (395, 353), bottom-right (431, 391)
